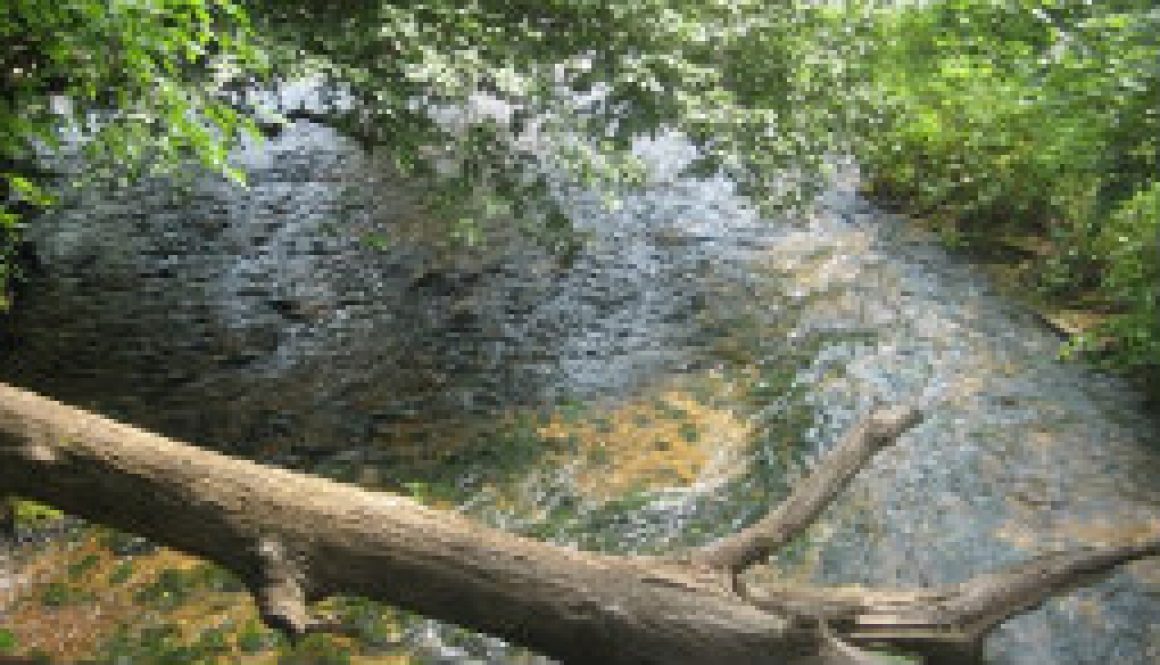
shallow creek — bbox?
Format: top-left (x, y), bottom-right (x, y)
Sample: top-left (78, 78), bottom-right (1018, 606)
top-left (1, 121), bottom-right (1157, 664)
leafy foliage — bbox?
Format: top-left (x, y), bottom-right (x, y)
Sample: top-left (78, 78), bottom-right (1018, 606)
top-left (0, 628), bottom-right (18, 653)
top-left (1, 0), bottom-right (263, 306)
top-left (2, 0), bottom-right (1155, 383)
top-left (3, 0), bottom-right (873, 302)
top-left (238, 0), bottom-right (871, 248)
top-left (858, 0), bottom-right (1159, 382)
top-left (1077, 181), bottom-right (1160, 369)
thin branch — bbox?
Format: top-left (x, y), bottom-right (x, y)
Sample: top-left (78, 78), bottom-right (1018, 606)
top-left (691, 405), bottom-right (923, 574)
top-left (741, 535), bottom-right (1160, 662)
top-left (935, 536), bottom-right (1160, 637)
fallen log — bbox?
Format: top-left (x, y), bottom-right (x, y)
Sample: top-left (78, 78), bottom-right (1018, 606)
top-left (1, 383), bottom-right (1156, 664)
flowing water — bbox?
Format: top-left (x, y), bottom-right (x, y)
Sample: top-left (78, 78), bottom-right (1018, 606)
top-left (1, 119), bottom-right (1158, 664)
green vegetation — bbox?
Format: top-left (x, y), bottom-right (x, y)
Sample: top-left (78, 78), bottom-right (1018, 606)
top-left (236, 618), bottom-right (277, 653)
top-left (109, 560), bottom-right (136, 585)
top-left (1, 0), bottom-right (862, 301)
top-left (66, 552), bottom-right (101, 580)
top-left (1, 0), bottom-right (261, 307)
top-left (857, 0), bottom-right (1158, 386)
top-left (278, 633), bottom-right (351, 665)
top-left (1, 2), bottom-right (1154, 374)
top-left (134, 564), bottom-right (245, 609)
top-left (100, 622), bottom-right (236, 665)
top-left (11, 499), bottom-right (64, 526)
top-left (0, 628), bottom-right (18, 653)
top-left (39, 581), bottom-right (94, 607)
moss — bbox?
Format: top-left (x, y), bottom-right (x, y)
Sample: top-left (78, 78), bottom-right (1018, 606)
top-left (279, 634), bottom-right (352, 665)
top-left (677, 422), bottom-right (700, 443)
top-left (24, 651), bottom-right (52, 665)
top-left (557, 400), bottom-right (587, 424)
top-left (108, 560), bottom-right (135, 585)
top-left (40, 582), bottom-right (93, 607)
top-left (67, 553), bottom-right (101, 581)
top-left (12, 500), bottom-right (64, 526)
top-left (328, 597), bottom-right (401, 648)
top-left (189, 563), bottom-right (245, 593)
top-left (0, 628), bottom-right (17, 653)
top-left (236, 619), bottom-right (274, 654)
top-left (96, 527), bottom-right (156, 556)
top-left (134, 568), bottom-right (195, 609)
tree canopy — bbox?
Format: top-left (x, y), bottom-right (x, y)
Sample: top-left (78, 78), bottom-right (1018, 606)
top-left (1, 0), bottom-right (873, 264)
top-left (1, 0), bottom-right (262, 307)
top-left (859, 0), bottom-right (1159, 378)
top-left (252, 0), bottom-right (1160, 382)
top-left (1, 1), bottom-right (1157, 375)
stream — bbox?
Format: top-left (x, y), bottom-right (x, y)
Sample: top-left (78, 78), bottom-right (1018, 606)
top-left (1, 118), bottom-right (1158, 664)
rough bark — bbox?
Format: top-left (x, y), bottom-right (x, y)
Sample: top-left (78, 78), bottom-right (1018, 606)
top-left (1, 382), bottom-right (1156, 665)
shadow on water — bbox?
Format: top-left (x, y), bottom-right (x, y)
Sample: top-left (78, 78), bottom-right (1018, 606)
top-left (1, 121), bottom-right (1158, 664)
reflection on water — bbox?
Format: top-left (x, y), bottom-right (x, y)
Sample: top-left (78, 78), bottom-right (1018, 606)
top-left (1, 122), bottom-right (1158, 664)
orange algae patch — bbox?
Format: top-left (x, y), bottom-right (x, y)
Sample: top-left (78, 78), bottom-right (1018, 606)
top-left (537, 377), bottom-right (754, 501)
